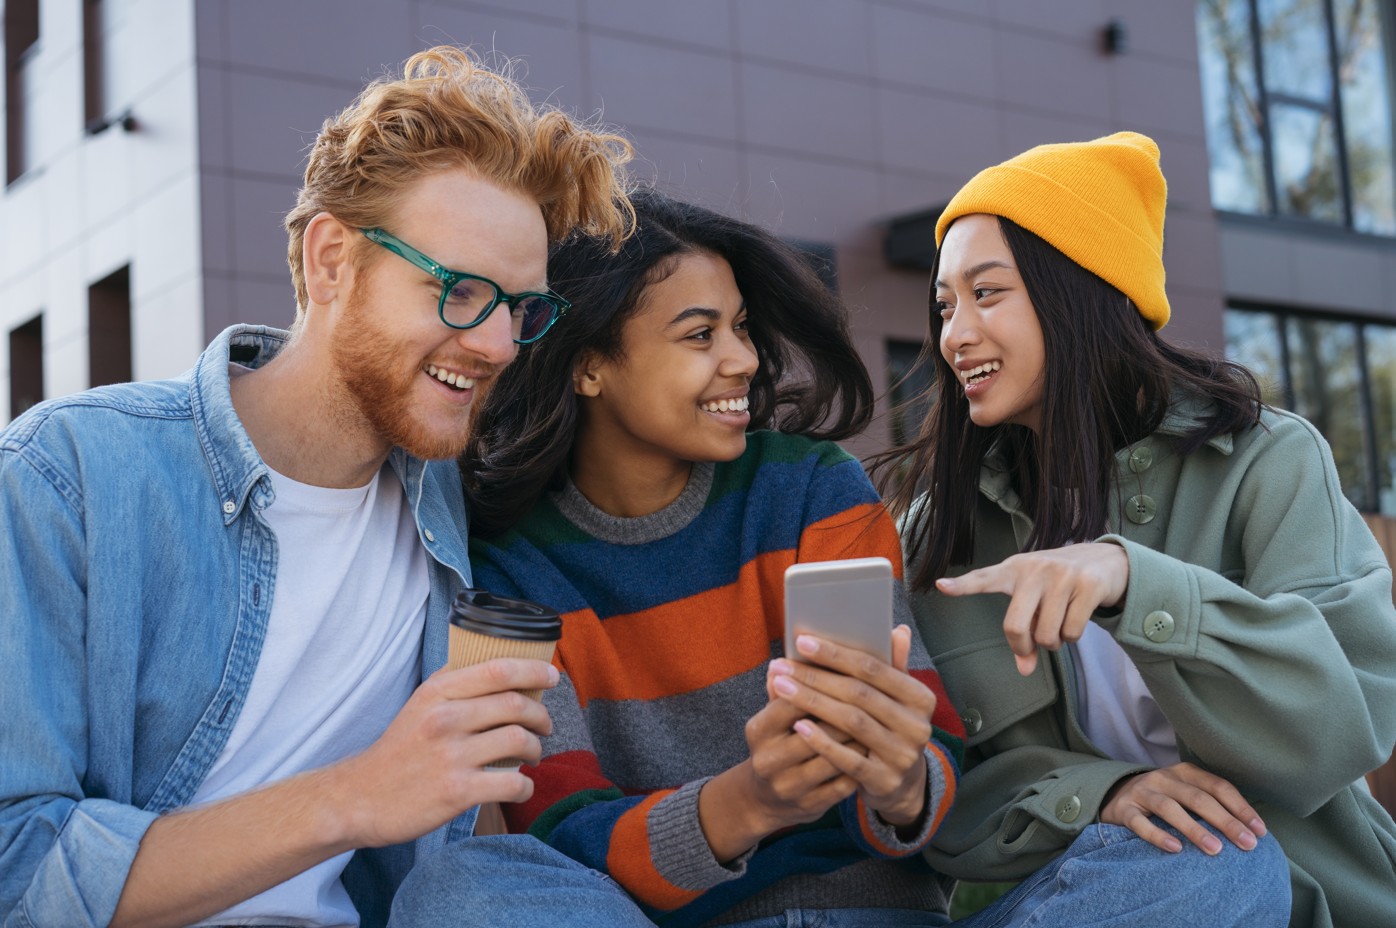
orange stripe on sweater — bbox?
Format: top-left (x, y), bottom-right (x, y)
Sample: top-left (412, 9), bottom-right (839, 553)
top-left (560, 504), bottom-right (904, 707)
top-left (797, 504), bottom-right (904, 577)
top-left (606, 791), bottom-right (702, 911)
top-left (560, 549), bottom-right (794, 706)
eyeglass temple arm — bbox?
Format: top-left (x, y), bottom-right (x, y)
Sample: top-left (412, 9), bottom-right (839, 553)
top-left (361, 228), bottom-right (452, 282)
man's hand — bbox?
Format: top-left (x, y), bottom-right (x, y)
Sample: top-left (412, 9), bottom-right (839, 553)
top-left (330, 657), bottom-right (558, 848)
top-left (935, 542), bottom-right (1130, 676)
top-left (1101, 762), bottom-right (1267, 855)
top-left (111, 656), bottom-right (558, 928)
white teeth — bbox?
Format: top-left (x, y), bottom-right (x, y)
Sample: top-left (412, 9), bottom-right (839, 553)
top-left (701, 396), bottom-right (749, 414)
top-left (425, 364), bottom-right (475, 391)
top-left (963, 360), bottom-right (1001, 383)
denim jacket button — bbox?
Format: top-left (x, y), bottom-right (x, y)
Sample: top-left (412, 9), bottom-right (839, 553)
top-left (222, 500), bottom-right (235, 515)
top-left (1055, 794), bottom-right (1082, 823)
top-left (424, 529), bottom-right (436, 543)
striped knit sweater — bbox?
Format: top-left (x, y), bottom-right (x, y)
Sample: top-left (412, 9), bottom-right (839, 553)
top-left (469, 432), bottom-right (965, 927)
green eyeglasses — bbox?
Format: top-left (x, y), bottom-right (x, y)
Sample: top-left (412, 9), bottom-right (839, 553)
top-left (361, 228), bottom-right (569, 344)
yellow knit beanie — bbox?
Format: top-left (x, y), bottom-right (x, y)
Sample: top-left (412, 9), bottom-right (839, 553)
top-left (934, 131), bottom-right (1170, 330)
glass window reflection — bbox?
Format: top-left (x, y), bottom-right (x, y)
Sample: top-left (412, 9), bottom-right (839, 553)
top-left (1336, 0), bottom-right (1396, 234)
top-left (1271, 104), bottom-right (1345, 221)
top-left (1365, 325), bottom-right (1396, 514)
top-left (1195, 0), bottom-right (1396, 234)
top-left (1258, 0), bottom-right (1333, 100)
top-left (1286, 317), bottom-right (1371, 509)
top-left (1224, 308), bottom-right (1288, 406)
top-left (1198, 0), bottom-right (1270, 213)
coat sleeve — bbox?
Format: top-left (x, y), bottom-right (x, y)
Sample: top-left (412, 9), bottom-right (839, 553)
top-left (0, 447), bottom-right (157, 926)
top-left (1098, 414), bottom-right (1396, 817)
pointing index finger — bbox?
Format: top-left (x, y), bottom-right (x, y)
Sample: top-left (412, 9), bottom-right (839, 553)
top-left (936, 565), bottom-right (1008, 597)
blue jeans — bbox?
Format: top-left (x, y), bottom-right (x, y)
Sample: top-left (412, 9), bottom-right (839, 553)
top-left (388, 835), bottom-right (655, 927)
top-left (948, 822), bottom-right (1290, 928)
top-left (391, 824), bottom-right (1290, 928)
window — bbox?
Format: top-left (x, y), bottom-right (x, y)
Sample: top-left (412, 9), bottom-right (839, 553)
top-left (1226, 305), bottom-right (1396, 513)
top-left (886, 339), bottom-right (935, 447)
top-left (4, 0), bottom-right (40, 185)
top-left (89, 265), bottom-right (132, 387)
top-left (1196, 0), bottom-right (1396, 234)
top-left (83, 0), bottom-right (105, 132)
top-left (9, 313), bottom-right (43, 420)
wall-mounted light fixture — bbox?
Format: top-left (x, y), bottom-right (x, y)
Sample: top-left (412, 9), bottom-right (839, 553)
top-left (85, 109), bottom-right (137, 137)
top-left (1104, 18), bottom-right (1129, 55)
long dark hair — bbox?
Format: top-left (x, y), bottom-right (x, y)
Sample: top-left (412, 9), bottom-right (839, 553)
top-left (464, 188), bottom-right (874, 538)
top-left (870, 216), bottom-right (1262, 592)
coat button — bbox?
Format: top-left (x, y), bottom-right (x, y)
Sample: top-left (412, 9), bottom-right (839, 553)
top-left (1125, 494), bottom-right (1156, 524)
top-left (962, 708), bottom-right (983, 735)
top-left (1055, 794), bottom-right (1082, 823)
top-left (1128, 446), bottom-right (1154, 473)
top-left (1144, 610), bottom-right (1175, 643)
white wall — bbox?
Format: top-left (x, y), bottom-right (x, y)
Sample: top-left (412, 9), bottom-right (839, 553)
top-left (0, 0), bottom-right (202, 419)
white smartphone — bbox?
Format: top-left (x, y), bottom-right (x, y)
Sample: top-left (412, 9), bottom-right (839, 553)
top-left (783, 556), bottom-right (894, 663)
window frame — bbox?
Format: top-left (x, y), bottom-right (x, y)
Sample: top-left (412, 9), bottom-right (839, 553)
top-left (1227, 299), bottom-right (1396, 512)
top-left (1199, 0), bottom-right (1396, 236)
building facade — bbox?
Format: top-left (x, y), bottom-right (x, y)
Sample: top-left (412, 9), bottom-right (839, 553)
top-left (3, 0), bottom-right (1395, 825)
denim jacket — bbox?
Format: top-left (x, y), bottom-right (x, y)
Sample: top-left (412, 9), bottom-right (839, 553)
top-left (0, 325), bottom-right (478, 928)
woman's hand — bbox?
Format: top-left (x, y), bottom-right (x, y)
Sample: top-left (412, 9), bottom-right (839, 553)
top-left (698, 696), bottom-right (858, 862)
top-left (1101, 762), bottom-right (1267, 855)
top-left (766, 626), bottom-right (933, 827)
top-left (935, 542), bottom-right (1130, 675)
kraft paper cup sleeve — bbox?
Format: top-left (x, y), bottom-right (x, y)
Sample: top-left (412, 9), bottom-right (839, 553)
top-left (446, 623), bottom-right (558, 768)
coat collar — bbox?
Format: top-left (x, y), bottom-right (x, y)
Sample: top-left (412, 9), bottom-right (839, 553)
top-left (977, 393), bottom-right (1235, 516)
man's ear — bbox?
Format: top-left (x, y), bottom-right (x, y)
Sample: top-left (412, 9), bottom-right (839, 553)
top-left (574, 352), bottom-right (604, 397)
top-left (303, 212), bottom-right (354, 307)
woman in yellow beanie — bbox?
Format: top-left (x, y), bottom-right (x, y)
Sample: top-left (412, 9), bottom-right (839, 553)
top-left (873, 132), bottom-right (1396, 928)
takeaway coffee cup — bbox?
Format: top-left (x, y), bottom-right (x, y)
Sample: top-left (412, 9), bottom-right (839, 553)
top-left (447, 589), bottom-right (562, 768)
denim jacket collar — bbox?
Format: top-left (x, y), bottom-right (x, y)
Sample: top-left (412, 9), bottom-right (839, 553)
top-left (191, 325), bottom-right (283, 525)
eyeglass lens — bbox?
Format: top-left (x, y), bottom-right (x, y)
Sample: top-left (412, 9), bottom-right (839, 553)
top-left (443, 278), bottom-right (557, 342)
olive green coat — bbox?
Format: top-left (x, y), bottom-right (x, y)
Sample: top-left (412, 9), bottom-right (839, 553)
top-left (906, 401), bottom-right (1396, 928)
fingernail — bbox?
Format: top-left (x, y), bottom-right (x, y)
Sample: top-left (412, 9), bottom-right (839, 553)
top-left (547, 666), bottom-right (560, 685)
top-left (793, 719), bottom-right (814, 737)
top-left (795, 635), bottom-right (818, 655)
top-left (1164, 837), bottom-right (1182, 853)
top-left (1249, 818), bottom-right (1267, 837)
top-left (936, 578), bottom-right (956, 591)
top-left (769, 658), bottom-right (794, 676)
top-left (1203, 835), bottom-right (1223, 855)
top-left (773, 675), bottom-right (797, 696)
top-left (1237, 830), bottom-right (1257, 851)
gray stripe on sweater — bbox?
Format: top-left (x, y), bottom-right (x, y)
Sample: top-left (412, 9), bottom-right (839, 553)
top-left (578, 658), bottom-right (774, 789)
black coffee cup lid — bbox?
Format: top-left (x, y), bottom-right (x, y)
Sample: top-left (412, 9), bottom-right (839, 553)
top-left (451, 589), bottom-right (562, 641)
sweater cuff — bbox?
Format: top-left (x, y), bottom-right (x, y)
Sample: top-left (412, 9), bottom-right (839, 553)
top-left (648, 778), bottom-right (754, 891)
top-left (845, 743), bottom-right (956, 858)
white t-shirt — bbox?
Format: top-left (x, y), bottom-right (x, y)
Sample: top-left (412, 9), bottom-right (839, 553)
top-left (1070, 621), bottom-right (1181, 768)
top-left (189, 462), bottom-right (429, 928)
